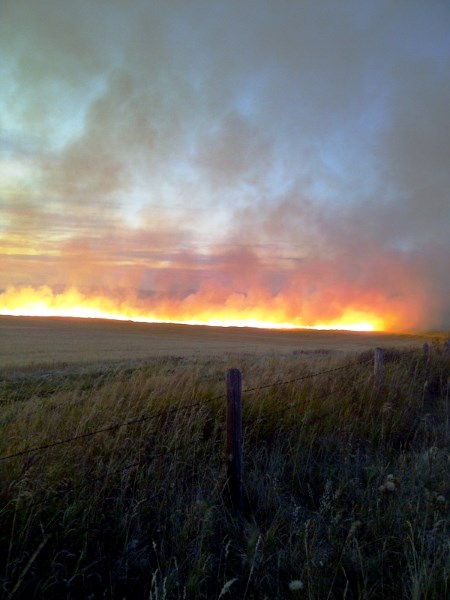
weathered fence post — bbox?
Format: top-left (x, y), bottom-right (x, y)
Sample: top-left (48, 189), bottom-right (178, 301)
top-left (374, 347), bottom-right (385, 390)
top-left (226, 368), bottom-right (243, 516)
top-left (423, 342), bottom-right (430, 363)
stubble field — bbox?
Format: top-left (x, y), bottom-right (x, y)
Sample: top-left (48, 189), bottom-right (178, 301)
top-left (0, 316), bottom-right (448, 599)
top-left (0, 315), bottom-right (428, 368)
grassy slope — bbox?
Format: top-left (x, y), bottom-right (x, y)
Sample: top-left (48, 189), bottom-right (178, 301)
top-left (0, 320), bottom-right (448, 599)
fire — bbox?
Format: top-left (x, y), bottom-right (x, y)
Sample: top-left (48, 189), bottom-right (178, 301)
top-left (0, 285), bottom-right (390, 331)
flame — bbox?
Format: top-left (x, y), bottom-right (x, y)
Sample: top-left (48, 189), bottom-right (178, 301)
top-left (0, 285), bottom-right (390, 331)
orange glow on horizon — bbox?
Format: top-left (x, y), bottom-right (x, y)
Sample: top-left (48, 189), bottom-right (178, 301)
top-left (0, 285), bottom-right (394, 332)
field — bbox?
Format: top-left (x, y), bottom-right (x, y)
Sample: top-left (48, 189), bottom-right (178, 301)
top-left (0, 316), bottom-right (429, 368)
top-left (0, 317), bottom-right (448, 599)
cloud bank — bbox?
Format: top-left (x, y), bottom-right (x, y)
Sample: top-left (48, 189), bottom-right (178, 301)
top-left (1, 0), bottom-right (449, 330)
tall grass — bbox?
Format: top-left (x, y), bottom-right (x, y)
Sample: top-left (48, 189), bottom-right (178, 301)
top-left (0, 346), bottom-right (448, 599)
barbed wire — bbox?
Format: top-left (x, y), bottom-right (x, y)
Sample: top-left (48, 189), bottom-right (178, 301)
top-left (243, 355), bottom-right (373, 396)
top-left (0, 348), bottom-right (422, 464)
top-left (0, 347), bottom-right (431, 520)
top-left (0, 393), bottom-right (224, 463)
top-left (246, 378), bottom-right (356, 425)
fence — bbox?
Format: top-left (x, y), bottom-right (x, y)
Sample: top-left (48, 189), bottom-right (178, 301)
top-left (0, 341), bottom-right (448, 517)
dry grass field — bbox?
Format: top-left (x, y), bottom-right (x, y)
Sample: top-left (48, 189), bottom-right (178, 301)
top-left (0, 317), bottom-right (448, 599)
top-left (0, 316), bottom-right (430, 369)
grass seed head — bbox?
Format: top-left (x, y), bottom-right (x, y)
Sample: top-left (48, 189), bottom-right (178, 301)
top-left (385, 480), bottom-right (396, 492)
top-left (289, 580), bottom-right (305, 591)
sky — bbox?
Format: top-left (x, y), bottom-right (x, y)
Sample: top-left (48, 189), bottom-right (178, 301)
top-left (1, 0), bottom-right (449, 331)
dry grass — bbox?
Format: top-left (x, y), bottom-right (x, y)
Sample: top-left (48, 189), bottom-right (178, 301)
top-left (0, 318), bottom-right (448, 598)
top-left (0, 315), bottom-right (431, 368)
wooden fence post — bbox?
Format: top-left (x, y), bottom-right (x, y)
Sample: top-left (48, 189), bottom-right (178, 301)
top-left (374, 347), bottom-right (384, 390)
top-left (226, 368), bottom-right (243, 516)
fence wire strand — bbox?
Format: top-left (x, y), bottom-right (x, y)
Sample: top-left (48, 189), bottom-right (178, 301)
top-left (243, 355), bottom-right (373, 395)
top-left (0, 393), bottom-right (224, 462)
top-left (0, 349), bottom-right (418, 465)
top-left (0, 346), bottom-right (429, 517)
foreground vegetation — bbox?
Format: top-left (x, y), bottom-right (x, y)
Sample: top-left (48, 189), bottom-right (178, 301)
top-left (0, 341), bottom-right (448, 599)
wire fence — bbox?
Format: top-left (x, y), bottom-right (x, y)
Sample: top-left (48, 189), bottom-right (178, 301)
top-left (0, 343), bottom-right (445, 515)
top-left (0, 354), bottom-right (377, 464)
top-left (0, 395), bottom-right (224, 462)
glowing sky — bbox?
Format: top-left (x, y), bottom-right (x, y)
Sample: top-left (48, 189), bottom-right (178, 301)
top-left (1, 0), bottom-right (449, 331)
